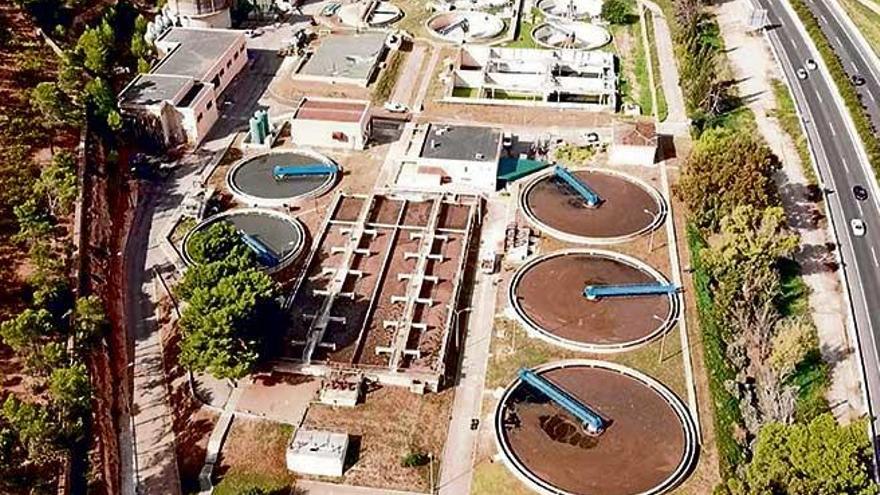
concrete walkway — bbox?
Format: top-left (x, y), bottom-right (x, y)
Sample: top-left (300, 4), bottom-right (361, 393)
top-left (716, 0), bottom-right (865, 422)
top-left (438, 199), bottom-right (509, 495)
top-left (642, 0), bottom-right (690, 133)
top-left (390, 44), bottom-right (427, 108)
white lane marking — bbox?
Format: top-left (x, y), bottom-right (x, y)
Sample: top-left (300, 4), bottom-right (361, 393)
top-left (835, 35), bottom-right (844, 46)
top-left (829, 121), bottom-right (837, 136)
top-left (816, 92), bottom-right (823, 103)
top-left (820, 14), bottom-right (828, 23)
top-left (869, 92), bottom-right (877, 102)
top-left (872, 246), bottom-right (879, 267)
top-left (858, 201), bottom-right (865, 215)
top-left (843, 159), bottom-right (851, 172)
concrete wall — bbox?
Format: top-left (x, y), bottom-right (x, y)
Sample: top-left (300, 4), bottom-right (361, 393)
top-left (609, 144), bottom-right (657, 167)
top-left (177, 8), bottom-right (232, 28)
top-left (178, 86), bottom-right (219, 146)
top-left (201, 34), bottom-right (247, 96)
top-left (418, 157), bottom-right (498, 192)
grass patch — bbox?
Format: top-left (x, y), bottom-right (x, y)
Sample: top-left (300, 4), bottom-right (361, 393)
top-left (214, 419), bottom-right (296, 495)
top-left (644, 11), bottom-right (669, 121)
top-left (687, 225), bottom-right (745, 480)
top-left (504, 8), bottom-right (543, 48)
top-left (372, 50), bottom-right (405, 104)
top-left (213, 472), bottom-right (293, 495)
top-left (769, 79), bottom-right (818, 186)
top-left (632, 16), bottom-right (653, 116)
top-left (472, 461), bottom-right (532, 495)
top-left (839, 0), bottom-right (880, 57)
top-left (777, 258), bottom-right (812, 318)
top-left (452, 86), bottom-right (480, 98)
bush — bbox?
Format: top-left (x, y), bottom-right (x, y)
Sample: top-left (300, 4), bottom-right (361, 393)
top-left (401, 451), bottom-right (430, 468)
top-left (601, 0), bottom-right (634, 24)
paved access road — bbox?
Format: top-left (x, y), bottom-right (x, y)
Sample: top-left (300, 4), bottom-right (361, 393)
top-left (802, 0), bottom-right (880, 126)
top-left (756, 0), bottom-right (880, 468)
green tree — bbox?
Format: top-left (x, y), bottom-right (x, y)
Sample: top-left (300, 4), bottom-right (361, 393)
top-left (75, 21), bottom-right (115, 77)
top-left (187, 221), bottom-right (256, 265)
top-left (728, 414), bottom-right (878, 494)
top-left (35, 151), bottom-right (78, 217)
top-left (676, 128), bottom-right (781, 229)
top-left (601, 0), bottom-right (633, 24)
top-left (72, 295), bottom-right (107, 349)
top-left (0, 308), bottom-right (54, 358)
top-left (178, 267), bottom-right (280, 379)
top-left (769, 316), bottom-right (817, 378)
top-left (31, 82), bottom-right (80, 130)
top-left (48, 363), bottom-right (90, 441)
top-left (1, 397), bottom-right (59, 464)
top-left (12, 198), bottom-right (53, 244)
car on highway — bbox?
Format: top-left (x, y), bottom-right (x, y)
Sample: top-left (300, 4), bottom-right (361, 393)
top-left (851, 74), bottom-right (867, 86)
top-left (797, 68), bottom-right (808, 80)
top-left (805, 58), bottom-right (817, 70)
top-left (851, 218), bottom-right (867, 237)
top-left (854, 185), bottom-right (869, 201)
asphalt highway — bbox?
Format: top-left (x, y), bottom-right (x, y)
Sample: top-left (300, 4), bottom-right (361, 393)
top-left (755, 0), bottom-right (880, 467)
top-left (806, 0), bottom-right (880, 126)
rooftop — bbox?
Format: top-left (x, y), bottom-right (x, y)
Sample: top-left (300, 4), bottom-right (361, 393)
top-left (298, 32), bottom-right (387, 82)
top-left (294, 98), bottom-right (370, 123)
top-left (615, 121), bottom-right (657, 146)
top-left (119, 73), bottom-right (193, 106)
top-left (153, 27), bottom-right (243, 80)
top-left (288, 429), bottom-right (348, 459)
top-left (420, 124), bottom-right (501, 162)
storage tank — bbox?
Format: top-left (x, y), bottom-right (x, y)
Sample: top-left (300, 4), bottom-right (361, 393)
top-left (166, 0), bottom-right (232, 28)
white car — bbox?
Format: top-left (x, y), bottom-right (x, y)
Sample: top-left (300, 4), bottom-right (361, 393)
top-left (805, 58), bottom-right (817, 70)
top-left (851, 218), bottom-right (866, 237)
top-left (383, 101), bottom-right (408, 113)
top-left (797, 68), bottom-right (808, 80)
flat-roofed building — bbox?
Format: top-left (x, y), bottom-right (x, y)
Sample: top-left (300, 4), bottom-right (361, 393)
top-left (398, 123), bottom-right (502, 192)
top-left (294, 32), bottom-right (389, 87)
top-left (609, 121), bottom-right (658, 167)
top-left (119, 27), bottom-right (247, 147)
top-left (448, 46), bottom-right (617, 111)
top-left (289, 98), bottom-right (372, 150)
top-left (286, 429), bottom-right (350, 477)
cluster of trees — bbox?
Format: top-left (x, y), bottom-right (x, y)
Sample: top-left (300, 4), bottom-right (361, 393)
top-left (672, 0), bottom-right (734, 133)
top-left (680, 127), bottom-right (876, 492)
top-left (176, 222), bottom-right (282, 380)
top-left (601, 0), bottom-right (635, 25)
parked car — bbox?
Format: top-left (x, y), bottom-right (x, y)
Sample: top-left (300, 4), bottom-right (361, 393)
top-left (383, 101), bottom-right (408, 113)
top-left (854, 184), bottom-right (869, 201)
top-left (851, 218), bottom-right (867, 237)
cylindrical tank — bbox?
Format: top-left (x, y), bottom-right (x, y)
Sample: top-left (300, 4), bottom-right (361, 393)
top-left (258, 110), bottom-right (270, 138)
top-left (249, 116), bottom-right (265, 145)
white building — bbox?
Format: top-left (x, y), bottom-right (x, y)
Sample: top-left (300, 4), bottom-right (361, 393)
top-left (165, 0), bottom-right (232, 28)
top-left (397, 124), bottom-right (502, 193)
top-left (289, 98), bottom-right (371, 150)
top-left (119, 27), bottom-right (247, 147)
top-left (608, 121), bottom-right (658, 167)
top-left (286, 429), bottom-right (350, 477)
top-left (449, 46), bottom-right (617, 111)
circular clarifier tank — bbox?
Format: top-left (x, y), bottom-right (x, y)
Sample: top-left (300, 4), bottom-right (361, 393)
top-left (426, 11), bottom-right (505, 43)
top-left (531, 21), bottom-right (611, 49)
top-left (521, 168), bottom-right (665, 244)
top-left (495, 360), bottom-right (698, 495)
top-left (227, 150), bottom-right (337, 208)
top-left (508, 249), bottom-right (677, 352)
top-left (182, 208), bottom-right (306, 273)
top-left (338, 1), bottom-right (403, 27)
top-left (536, 0), bottom-right (602, 20)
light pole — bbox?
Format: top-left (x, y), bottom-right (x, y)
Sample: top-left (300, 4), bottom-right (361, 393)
top-left (653, 314), bottom-right (668, 363)
top-left (643, 208), bottom-right (659, 252)
top-left (452, 307), bottom-right (473, 349)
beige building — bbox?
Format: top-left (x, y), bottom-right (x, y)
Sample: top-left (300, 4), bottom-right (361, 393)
top-left (289, 98), bottom-right (372, 150)
top-left (165, 0), bottom-right (232, 28)
top-left (119, 27), bottom-right (247, 147)
top-left (608, 121), bottom-right (658, 167)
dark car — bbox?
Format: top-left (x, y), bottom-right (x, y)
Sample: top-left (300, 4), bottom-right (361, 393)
top-left (854, 185), bottom-right (868, 201)
top-left (851, 74), bottom-right (867, 86)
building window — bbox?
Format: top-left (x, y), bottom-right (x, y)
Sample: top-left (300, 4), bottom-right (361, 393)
top-left (206, 100), bottom-right (213, 110)
top-left (226, 59), bottom-right (232, 68)
top-left (234, 51), bottom-right (239, 60)
top-left (219, 68), bottom-right (225, 79)
top-left (197, 113), bottom-right (203, 123)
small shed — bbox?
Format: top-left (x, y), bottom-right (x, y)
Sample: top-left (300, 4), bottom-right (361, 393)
top-left (289, 98), bottom-right (371, 150)
top-left (286, 429), bottom-right (350, 477)
top-left (609, 121), bottom-right (658, 167)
